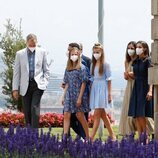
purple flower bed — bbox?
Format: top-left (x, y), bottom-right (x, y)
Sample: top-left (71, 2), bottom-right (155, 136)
top-left (0, 125), bottom-right (157, 158)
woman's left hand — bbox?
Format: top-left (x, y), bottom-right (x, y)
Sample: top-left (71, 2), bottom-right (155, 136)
top-left (108, 94), bottom-right (112, 103)
top-left (77, 98), bottom-right (82, 107)
top-left (146, 91), bottom-right (152, 101)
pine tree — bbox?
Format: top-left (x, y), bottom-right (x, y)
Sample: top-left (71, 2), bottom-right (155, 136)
top-left (0, 19), bottom-right (26, 111)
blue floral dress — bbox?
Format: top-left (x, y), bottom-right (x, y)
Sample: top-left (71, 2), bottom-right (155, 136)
top-left (63, 65), bottom-right (90, 113)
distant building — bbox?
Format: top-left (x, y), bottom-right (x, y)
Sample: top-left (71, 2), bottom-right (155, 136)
top-left (41, 73), bottom-right (64, 114)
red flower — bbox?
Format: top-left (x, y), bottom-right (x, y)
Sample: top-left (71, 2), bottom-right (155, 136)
top-left (0, 112), bottom-right (115, 128)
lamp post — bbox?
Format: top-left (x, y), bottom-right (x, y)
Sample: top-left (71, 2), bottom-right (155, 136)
top-left (98, 0), bottom-right (104, 44)
top-left (98, 0), bottom-right (104, 138)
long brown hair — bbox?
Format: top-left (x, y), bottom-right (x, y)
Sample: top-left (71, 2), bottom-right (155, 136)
top-left (66, 47), bottom-right (81, 71)
top-left (125, 41), bottom-right (136, 63)
top-left (91, 43), bottom-right (105, 76)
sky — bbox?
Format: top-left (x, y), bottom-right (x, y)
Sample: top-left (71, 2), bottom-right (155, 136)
top-left (0, 0), bottom-right (152, 85)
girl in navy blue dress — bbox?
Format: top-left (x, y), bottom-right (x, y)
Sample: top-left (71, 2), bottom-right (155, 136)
top-left (128, 41), bottom-right (153, 136)
top-left (62, 47), bottom-right (90, 138)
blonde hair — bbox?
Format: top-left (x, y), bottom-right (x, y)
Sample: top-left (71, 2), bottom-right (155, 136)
top-left (66, 47), bottom-right (81, 71)
top-left (91, 43), bottom-right (105, 76)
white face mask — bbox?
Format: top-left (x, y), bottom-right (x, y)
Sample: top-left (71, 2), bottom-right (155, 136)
top-left (93, 53), bottom-right (101, 60)
top-left (28, 47), bottom-right (36, 52)
top-left (136, 48), bottom-right (143, 55)
top-left (127, 49), bottom-right (135, 56)
top-left (70, 55), bottom-right (78, 62)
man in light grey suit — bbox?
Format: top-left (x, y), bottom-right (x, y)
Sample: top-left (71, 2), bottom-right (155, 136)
top-left (12, 34), bottom-right (50, 128)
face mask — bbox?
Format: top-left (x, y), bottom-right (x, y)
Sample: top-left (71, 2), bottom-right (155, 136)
top-left (136, 48), bottom-right (143, 55)
top-left (93, 53), bottom-right (101, 60)
top-left (127, 49), bottom-right (135, 56)
top-left (28, 47), bottom-right (36, 52)
top-left (70, 55), bottom-right (78, 62)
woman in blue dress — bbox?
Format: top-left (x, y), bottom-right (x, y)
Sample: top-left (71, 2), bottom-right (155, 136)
top-left (90, 43), bottom-right (116, 140)
top-left (128, 41), bottom-right (153, 136)
top-left (62, 47), bottom-right (90, 138)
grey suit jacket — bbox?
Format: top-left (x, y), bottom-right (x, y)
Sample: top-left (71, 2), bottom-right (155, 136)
top-left (12, 47), bottom-right (50, 96)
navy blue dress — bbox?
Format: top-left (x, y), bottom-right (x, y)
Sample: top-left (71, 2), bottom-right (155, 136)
top-left (128, 57), bottom-right (153, 118)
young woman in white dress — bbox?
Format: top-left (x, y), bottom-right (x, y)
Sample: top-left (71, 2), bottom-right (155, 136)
top-left (119, 41), bottom-right (137, 135)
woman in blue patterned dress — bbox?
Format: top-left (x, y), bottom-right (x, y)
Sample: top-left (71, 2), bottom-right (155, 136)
top-left (62, 47), bottom-right (90, 138)
top-left (90, 43), bottom-right (116, 140)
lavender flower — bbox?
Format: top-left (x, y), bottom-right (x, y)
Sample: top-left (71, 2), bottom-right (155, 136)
top-left (0, 125), bottom-right (157, 158)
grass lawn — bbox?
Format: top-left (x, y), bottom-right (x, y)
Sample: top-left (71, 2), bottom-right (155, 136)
top-left (42, 125), bottom-right (123, 141)
top-left (41, 125), bottom-right (144, 141)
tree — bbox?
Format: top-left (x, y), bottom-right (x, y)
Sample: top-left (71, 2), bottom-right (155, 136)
top-left (0, 19), bottom-right (26, 111)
